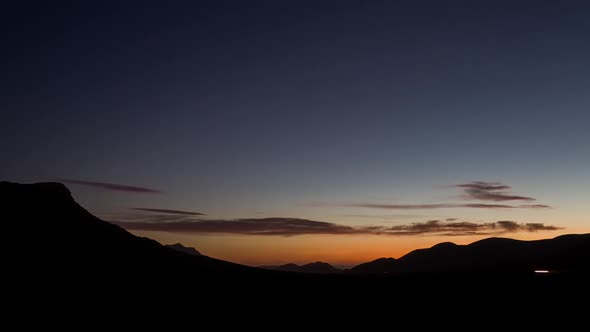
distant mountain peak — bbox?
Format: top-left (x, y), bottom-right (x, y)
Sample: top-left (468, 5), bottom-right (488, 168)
top-left (371, 257), bottom-right (396, 263)
top-left (301, 262), bottom-right (340, 273)
top-left (431, 242), bottom-right (458, 249)
top-left (260, 261), bottom-right (341, 274)
top-left (467, 237), bottom-right (521, 247)
top-left (302, 261), bottom-right (333, 267)
top-left (165, 243), bottom-right (202, 256)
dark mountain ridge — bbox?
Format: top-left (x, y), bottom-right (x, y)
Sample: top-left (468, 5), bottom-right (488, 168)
top-left (349, 257), bottom-right (397, 274)
top-left (355, 234), bottom-right (590, 274)
top-left (4, 181), bottom-right (590, 303)
top-left (260, 261), bottom-right (341, 274)
top-left (2, 181), bottom-right (263, 278)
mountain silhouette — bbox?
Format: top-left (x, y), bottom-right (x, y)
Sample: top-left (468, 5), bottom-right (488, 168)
top-left (349, 257), bottom-right (397, 274)
top-left (351, 235), bottom-right (590, 274)
top-left (2, 181), bottom-right (266, 280)
top-left (264, 263), bottom-right (305, 273)
top-left (301, 262), bottom-right (341, 274)
top-left (4, 181), bottom-right (590, 305)
top-left (165, 243), bottom-right (202, 256)
top-left (261, 262), bottom-right (341, 274)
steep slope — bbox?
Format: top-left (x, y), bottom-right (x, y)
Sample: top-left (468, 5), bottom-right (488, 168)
top-left (2, 181), bottom-right (260, 277)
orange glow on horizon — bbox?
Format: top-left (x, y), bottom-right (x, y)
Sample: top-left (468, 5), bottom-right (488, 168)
top-left (130, 228), bottom-right (586, 267)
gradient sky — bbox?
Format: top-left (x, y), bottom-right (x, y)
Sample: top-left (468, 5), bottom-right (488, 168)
top-left (3, 1), bottom-right (590, 266)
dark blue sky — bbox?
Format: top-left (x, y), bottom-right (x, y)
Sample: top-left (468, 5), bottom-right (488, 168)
top-left (3, 1), bottom-right (589, 263)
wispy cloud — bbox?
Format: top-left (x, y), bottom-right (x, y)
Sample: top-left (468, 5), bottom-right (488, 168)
top-left (523, 222), bottom-right (561, 231)
top-left (99, 213), bottom-right (196, 223)
top-left (456, 181), bottom-right (535, 202)
top-left (351, 203), bottom-right (524, 209)
top-left (130, 208), bottom-right (205, 216)
top-left (109, 215), bottom-right (561, 237)
top-left (518, 204), bottom-right (551, 209)
top-left (112, 217), bottom-right (361, 236)
top-left (341, 181), bottom-right (550, 210)
top-left (364, 220), bottom-right (561, 236)
top-left (60, 179), bottom-right (161, 193)
top-left (339, 214), bottom-right (436, 220)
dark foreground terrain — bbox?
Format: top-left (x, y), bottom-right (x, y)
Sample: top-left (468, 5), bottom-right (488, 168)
top-left (4, 181), bottom-right (590, 313)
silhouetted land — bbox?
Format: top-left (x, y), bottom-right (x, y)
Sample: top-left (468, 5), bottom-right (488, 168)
top-left (259, 262), bottom-right (341, 274)
top-left (4, 181), bottom-right (590, 311)
top-left (165, 243), bottom-right (202, 256)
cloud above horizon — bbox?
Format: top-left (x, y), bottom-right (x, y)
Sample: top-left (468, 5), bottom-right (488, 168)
top-left (518, 204), bottom-right (552, 209)
top-left (131, 208), bottom-right (205, 216)
top-left (113, 217), bottom-right (360, 236)
top-left (110, 215), bottom-right (561, 237)
top-left (456, 181), bottom-right (535, 202)
top-left (97, 179), bottom-right (556, 237)
top-left (350, 203), bottom-right (548, 210)
top-left (343, 181), bottom-right (550, 210)
top-left (367, 220), bottom-right (561, 236)
top-left (60, 179), bottom-right (161, 193)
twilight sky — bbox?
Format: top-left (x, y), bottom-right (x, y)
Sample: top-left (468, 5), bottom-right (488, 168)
top-left (3, 1), bottom-right (590, 266)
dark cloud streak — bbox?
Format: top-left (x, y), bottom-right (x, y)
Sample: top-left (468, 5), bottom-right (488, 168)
top-left (519, 204), bottom-right (551, 209)
top-left (351, 203), bottom-right (518, 209)
top-left (130, 208), bottom-right (205, 216)
top-left (111, 216), bottom-right (561, 237)
top-left (365, 220), bottom-right (561, 236)
top-left (456, 181), bottom-right (535, 202)
top-left (60, 179), bottom-right (161, 193)
top-left (347, 180), bottom-right (551, 209)
top-left (113, 217), bottom-right (360, 236)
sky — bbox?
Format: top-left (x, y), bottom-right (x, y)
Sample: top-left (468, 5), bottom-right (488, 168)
top-left (3, 1), bottom-right (590, 267)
